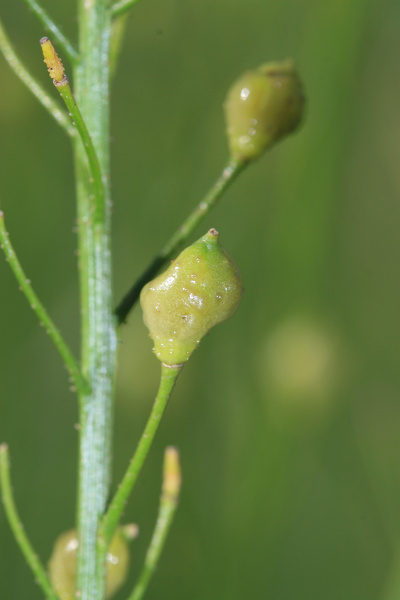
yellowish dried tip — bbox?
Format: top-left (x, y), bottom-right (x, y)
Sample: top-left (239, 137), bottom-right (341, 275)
top-left (40, 37), bottom-right (65, 83)
top-left (121, 523), bottom-right (140, 541)
top-left (162, 446), bottom-right (181, 499)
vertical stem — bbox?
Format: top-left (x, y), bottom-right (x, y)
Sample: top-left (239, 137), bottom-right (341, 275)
top-left (73, 2), bottom-right (116, 600)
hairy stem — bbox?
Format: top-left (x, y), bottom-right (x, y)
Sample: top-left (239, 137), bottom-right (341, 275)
top-left (73, 2), bottom-right (116, 600)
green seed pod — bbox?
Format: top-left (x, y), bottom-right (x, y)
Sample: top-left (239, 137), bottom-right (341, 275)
top-left (224, 59), bottom-right (305, 162)
top-left (140, 229), bottom-right (243, 365)
top-left (48, 528), bottom-right (130, 599)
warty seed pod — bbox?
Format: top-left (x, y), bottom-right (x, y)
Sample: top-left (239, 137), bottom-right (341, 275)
top-left (140, 229), bottom-right (243, 365)
top-left (224, 59), bottom-right (305, 161)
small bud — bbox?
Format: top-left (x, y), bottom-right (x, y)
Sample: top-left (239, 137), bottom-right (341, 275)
top-left (140, 229), bottom-right (243, 365)
top-left (48, 529), bottom-right (130, 599)
top-left (40, 37), bottom-right (66, 83)
top-left (162, 446), bottom-right (181, 500)
top-left (224, 59), bottom-right (305, 161)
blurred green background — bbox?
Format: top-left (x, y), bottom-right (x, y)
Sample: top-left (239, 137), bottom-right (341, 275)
top-left (1, 0), bottom-right (400, 598)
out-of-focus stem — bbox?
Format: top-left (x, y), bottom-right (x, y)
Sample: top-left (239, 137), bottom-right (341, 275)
top-left (0, 16), bottom-right (73, 135)
top-left (0, 444), bottom-right (59, 600)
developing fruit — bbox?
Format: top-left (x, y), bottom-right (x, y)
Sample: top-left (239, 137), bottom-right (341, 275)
top-left (48, 528), bottom-right (130, 599)
top-left (224, 59), bottom-right (305, 161)
top-left (140, 229), bottom-right (243, 365)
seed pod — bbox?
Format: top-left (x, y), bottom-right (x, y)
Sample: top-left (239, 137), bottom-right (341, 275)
top-left (140, 229), bottom-right (243, 365)
top-left (48, 528), bottom-right (130, 599)
top-left (224, 59), bottom-right (305, 162)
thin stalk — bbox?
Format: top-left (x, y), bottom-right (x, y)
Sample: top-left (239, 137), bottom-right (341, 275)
top-left (110, 0), bottom-right (142, 19)
top-left (115, 157), bottom-right (246, 324)
top-left (109, 13), bottom-right (129, 79)
top-left (40, 37), bottom-right (105, 223)
top-left (0, 444), bottom-right (59, 600)
top-left (127, 446), bottom-right (182, 600)
top-left (0, 16), bottom-right (74, 136)
top-left (54, 79), bottom-right (106, 223)
top-left (21, 0), bottom-right (79, 63)
top-left (73, 2), bottom-right (117, 600)
top-left (99, 365), bottom-right (182, 553)
top-left (0, 210), bottom-right (89, 395)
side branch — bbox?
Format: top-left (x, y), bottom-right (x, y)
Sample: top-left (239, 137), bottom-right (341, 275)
top-left (0, 444), bottom-right (59, 600)
top-left (41, 38), bottom-right (106, 224)
top-left (0, 16), bottom-right (74, 136)
top-left (115, 157), bottom-right (246, 324)
top-left (98, 365), bottom-right (182, 553)
top-left (110, 0), bottom-right (142, 19)
top-left (0, 211), bottom-right (89, 395)
top-left (127, 447), bottom-right (181, 600)
top-left (21, 0), bottom-right (79, 63)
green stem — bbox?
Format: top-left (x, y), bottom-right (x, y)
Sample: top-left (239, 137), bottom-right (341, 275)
top-left (0, 444), bottom-right (59, 600)
top-left (54, 78), bottom-right (106, 224)
top-left (110, 0), bottom-right (142, 19)
top-left (73, 2), bottom-right (116, 600)
top-left (99, 365), bottom-right (182, 553)
top-left (0, 16), bottom-right (74, 136)
top-left (115, 157), bottom-right (246, 324)
top-left (109, 14), bottom-right (129, 79)
top-left (127, 446), bottom-right (181, 600)
top-left (21, 0), bottom-right (79, 63)
top-left (0, 210), bottom-right (89, 395)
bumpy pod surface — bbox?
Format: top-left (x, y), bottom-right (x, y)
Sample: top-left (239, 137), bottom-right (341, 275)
top-left (224, 59), bottom-right (305, 161)
top-left (140, 229), bottom-right (243, 365)
top-left (48, 529), bottom-right (130, 600)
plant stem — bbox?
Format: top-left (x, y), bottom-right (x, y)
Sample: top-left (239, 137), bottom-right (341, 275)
top-left (115, 157), bottom-right (246, 324)
top-left (110, 13), bottom-right (129, 79)
top-left (0, 210), bottom-right (89, 395)
top-left (0, 15), bottom-right (74, 136)
top-left (0, 444), bottom-right (59, 600)
top-left (53, 77), bottom-right (106, 224)
top-left (99, 365), bottom-right (182, 553)
top-left (127, 446), bottom-right (181, 600)
top-left (73, 2), bottom-right (116, 600)
top-left (110, 0), bottom-right (142, 19)
top-left (21, 0), bottom-right (79, 63)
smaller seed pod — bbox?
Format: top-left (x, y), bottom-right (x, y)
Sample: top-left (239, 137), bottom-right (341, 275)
top-left (224, 59), bottom-right (305, 162)
top-left (140, 229), bottom-right (243, 365)
top-left (48, 528), bottom-right (130, 600)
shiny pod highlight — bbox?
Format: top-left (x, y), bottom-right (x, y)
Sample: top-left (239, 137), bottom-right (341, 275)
top-left (224, 59), bottom-right (305, 161)
top-left (140, 229), bottom-right (243, 365)
top-left (48, 529), bottom-right (130, 600)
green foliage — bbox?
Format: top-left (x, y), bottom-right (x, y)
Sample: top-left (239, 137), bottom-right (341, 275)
top-left (1, 1), bottom-right (400, 600)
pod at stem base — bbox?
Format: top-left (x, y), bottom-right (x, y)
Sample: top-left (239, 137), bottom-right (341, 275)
top-left (48, 529), bottom-right (130, 600)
